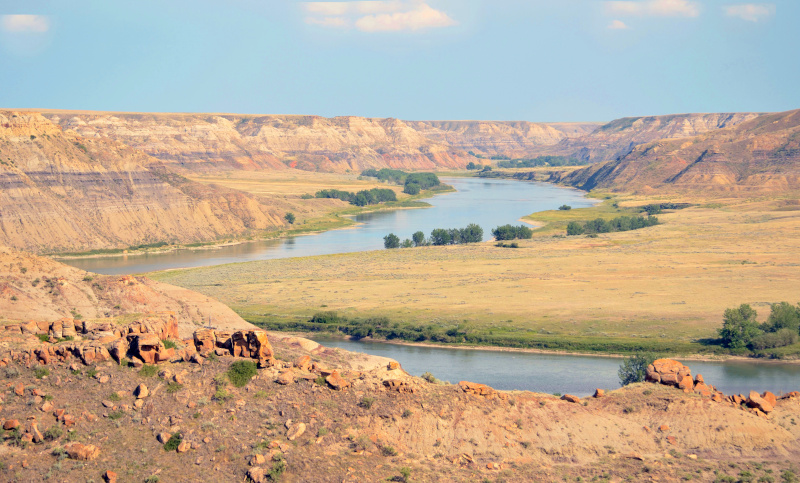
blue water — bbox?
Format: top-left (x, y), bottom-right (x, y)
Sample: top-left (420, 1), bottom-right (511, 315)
top-left (60, 177), bottom-right (594, 275)
top-left (313, 337), bottom-right (800, 398)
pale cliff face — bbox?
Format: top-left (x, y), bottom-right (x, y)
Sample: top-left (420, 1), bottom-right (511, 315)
top-left (0, 111), bottom-right (286, 254)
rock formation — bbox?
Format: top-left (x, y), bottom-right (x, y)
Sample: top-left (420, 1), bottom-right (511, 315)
top-left (559, 109), bottom-right (800, 194)
top-left (0, 111), bottom-right (286, 253)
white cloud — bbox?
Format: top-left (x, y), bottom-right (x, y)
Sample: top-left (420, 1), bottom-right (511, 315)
top-left (355, 4), bottom-right (456, 32)
top-left (302, 1), bottom-right (456, 32)
top-left (723, 3), bottom-right (776, 22)
top-left (608, 19), bottom-right (630, 29)
top-left (605, 0), bottom-right (700, 17)
top-left (1, 14), bottom-right (50, 33)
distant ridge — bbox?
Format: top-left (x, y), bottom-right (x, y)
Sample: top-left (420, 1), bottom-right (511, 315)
top-left (558, 109), bottom-right (800, 194)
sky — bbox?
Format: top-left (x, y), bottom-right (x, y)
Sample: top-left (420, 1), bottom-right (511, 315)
top-left (0, 0), bottom-right (798, 122)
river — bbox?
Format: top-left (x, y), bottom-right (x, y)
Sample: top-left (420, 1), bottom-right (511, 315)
top-left (61, 177), bottom-right (594, 275)
top-left (312, 337), bottom-right (800, 398)
top-left (59, 176), bottom-right (800, 396)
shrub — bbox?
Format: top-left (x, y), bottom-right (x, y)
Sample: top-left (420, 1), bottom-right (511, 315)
top-left (162, 339), bottom-right (178, 350)
top-left (492, 224), bottom-right (533, 241)
top-left (139, 365), bottom-right (158, 378)
top-left (384, 233), bottom-right (400, 249)
top-left (618, 352), bottom-right (658, 386)
top-left (166, 382), bottom-right (183, 394)
top-left (381, 445), bottom-right (398, 456)
top-left (37, 334), bottom-right (50, 343)
top-left (718, 304), bottom-right (761, 349)
top-left (359, 397), bottom-right (376, 409)
top-left (284, 212), bottom-right (296, 224)
top-left (34, 367), bottom-right (50, 379)
top-left (227, 360), bottom-right (258, 387)
top-left (44, 425), bottom-right (63, 441)
top-left (213, 387), bottom-right (232, 403)
top-left (558, 205), bottom-right (571, 210)
top-left (163, 433), bottom-right (182, 451)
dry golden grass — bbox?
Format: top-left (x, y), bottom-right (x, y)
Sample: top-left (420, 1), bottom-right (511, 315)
top-left (151, 194), bottom-right (800, 343)
top-left (189, 169), bottom-right (403, 198)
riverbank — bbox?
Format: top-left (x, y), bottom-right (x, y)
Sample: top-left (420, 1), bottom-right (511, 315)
top-left (51, 187), bottom-right (445, 261)
top-left (302, 331), bottom-right (800, 365)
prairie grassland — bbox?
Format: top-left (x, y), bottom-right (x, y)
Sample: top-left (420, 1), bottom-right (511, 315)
top-left (150, 191), bottom-right (800, 354)
top-left (189, 169), bottom-right (404, 198)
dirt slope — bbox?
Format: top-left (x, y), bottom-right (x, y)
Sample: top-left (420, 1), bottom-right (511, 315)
top-left (560, 109), bottom-right (800, 193)
top-left (0, 111), bottom-right (286, 253)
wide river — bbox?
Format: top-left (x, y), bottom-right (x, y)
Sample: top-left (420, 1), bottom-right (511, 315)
top-left (62, 177), bottom-right (595, 275)
top-left (61, 177), bottom-right (800, 396)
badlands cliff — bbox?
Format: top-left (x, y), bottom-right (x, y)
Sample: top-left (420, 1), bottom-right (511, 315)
top-left (0, 111), bottom-right (286, 253)
top-left (560, 108), bottom-right (800, 193)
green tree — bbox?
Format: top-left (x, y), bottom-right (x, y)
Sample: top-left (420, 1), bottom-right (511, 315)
top-left (718, 304), bottom-right (762, 349)
top-left (430, 228), bottom-right (451, 246)
top-left (764, 302), bottom-right (800, 333)
top-left (618, 352), bottom-right (657, 386)
top-left (284, 212), bottom-right (295, 224)
top-left (558, 204), bottom-right (571, 210)
top-left (383, 233), bottom-right (400, 249)
top-left (412, 231), bottom-right (426, 247)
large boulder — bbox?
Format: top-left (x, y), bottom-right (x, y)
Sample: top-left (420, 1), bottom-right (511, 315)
top-left (747, 391), bottom-right (774, 414)
top-left (129, 334), bottom-right (163, 364)
top-left (247, 330), bottom-right (275, 367)
top-left (65, 442), bottom-right (100, 461)
top-left (646, 359), bottom-right (691, 387)
top-left (193, 329), bottom-right (216, 355)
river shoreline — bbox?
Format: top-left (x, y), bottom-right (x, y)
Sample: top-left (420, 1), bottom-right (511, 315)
top-left (299, 331), bottom-right (800, 366)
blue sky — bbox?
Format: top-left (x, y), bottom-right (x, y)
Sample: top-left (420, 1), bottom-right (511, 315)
top-left (1, 0), bottom-right (798, 122)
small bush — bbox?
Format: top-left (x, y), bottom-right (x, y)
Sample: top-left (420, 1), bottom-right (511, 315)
top-left (86, 368), bottom-right (98, 378)
top-left (34, 367), bottom-right (50, 379)
top-left (163, 433), bottom-right (182, 451)
top-left (109, 392), bottom-right (121, 402)
top-left (227, 360), bottom-right (258, 387)
top-left (82, 275), bottom-right (93, 282)
top-left (163, 339), bottom-right (178, 350)
top-left (268, 455), bottom-right (287, 480)
top-left (44, 425), bottom-right (63, 441)
top-left (213, 388), bottom-right (232, 403)
top-left (139, 365), bottom-right (158, 378)
top-left (401, 409), bottom-right (413, 418)
top-left (359, 397), bottom-right (376, 409)
top-left (108, 410), bottom-right (124, 420)
top-left (558, 205), bottom-right (572, 210)
top-left (37, 334), bottom-right (50, 343)
top-left (166, 382), bottom-right (183, 394)
top-left (314, 375), bottom-right (326, 386)
top-left (381, 445), bottom-right (398, 456)
top-left (52, 446), bottom-right (68, 461)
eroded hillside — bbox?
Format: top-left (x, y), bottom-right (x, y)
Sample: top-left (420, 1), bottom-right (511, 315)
top-left (560, 109), bottom-right (800, 193)
top-left (0, 112), bottom-right (286, 253)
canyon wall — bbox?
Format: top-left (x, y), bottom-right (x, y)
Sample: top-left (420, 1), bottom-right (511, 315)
top-left (0, 111), bottom-right (286, 253)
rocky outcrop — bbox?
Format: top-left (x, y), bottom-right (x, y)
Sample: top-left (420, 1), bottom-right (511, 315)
top-left (0, 247), bottom-right (254, 338)
top-left (0, 111), bottom-right (286, 254)
top-left (560, 109), bottom-right (800, 194)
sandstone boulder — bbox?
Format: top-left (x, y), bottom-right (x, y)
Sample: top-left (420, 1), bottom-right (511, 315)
top-left (193, 329), bottom-right (216, 355)
top-left (294, 355), bottom-right (312, 372)
top-left (276, 371), bottom-right (295, 385)
top-left (286, 422), bottom-right (306, 441)
top-left (459, 381), bottom-right (497, 397)
top-left (593, 389), bottom-right (605, 398)
top-left (65, 442), bottom-right (100, 461)
top-left (135, 384), bottom-right (149, 399)
top-left (130, 334), bottom-right (163, 364)
top-left (747, 391), bottom-right (773, 414)
top-left (646, 359), bottom-right (691, 387)
top-left (762, 391), bottom-right (777, 407)
top-left (384, 379), bottom-right (414, 393)
top-left (326, 371), bottom-right (349, 391)
top-left (561, 394), bottom-right (581, 403)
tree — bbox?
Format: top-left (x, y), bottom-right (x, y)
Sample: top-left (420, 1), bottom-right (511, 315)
top-left (618, 353), bottom-right (657, 386)
top-left (466, 161), bottom-right (476, 170)
top-left (430, 228), bottom-right (450, 246)
top-left (412, 231), bottom-right (426, 247)
top-left (401, 239), bottom-right (413, 248)
top-left (383, 233), bottom-right (400, 249)
top-left (764, 302), bottom-right (800, 333)
top-left (558, 205), bottom-right (571, 211)
top-left (284, 212), bottom-right (295, 224)
top-left (403, 183), bottom-right (420, 195)
top-left (460, 223), bottom-right (484, 243)
top-left (718, 304), bottom-right (762, 349)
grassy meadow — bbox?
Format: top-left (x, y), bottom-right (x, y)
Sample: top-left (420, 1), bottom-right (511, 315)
top-left (150, 176), bottom-right (800, 358)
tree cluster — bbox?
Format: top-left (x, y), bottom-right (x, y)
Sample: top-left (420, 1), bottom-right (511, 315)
top-left (641, 202), bottom-right (691, 215)
top-left (315, 188), bottom-right (397, 206)
top-left (466, 161), bottom-right (486, 171)
top-left (566, 215), bottom-right (659, 236)
top-left (384, 224), bottom-right (484, 249)
top-left (496, 155), bottom-right (589, 169)
top-left (403, 172), bottom-right (441, 195)
top-left (491, 224), bottom-right (533, 241)
top-left (718, 302), bottom-right (800, 350)
top-left (360, 168), bottom-right (407, 185)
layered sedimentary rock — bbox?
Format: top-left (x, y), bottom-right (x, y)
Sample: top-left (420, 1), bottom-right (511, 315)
top-left (0, 111), bottom-right (285, 253)
top-left (559, 109), bottom-right (800, 193)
